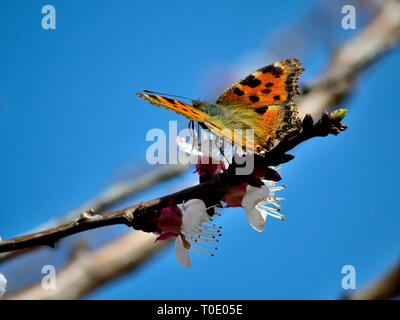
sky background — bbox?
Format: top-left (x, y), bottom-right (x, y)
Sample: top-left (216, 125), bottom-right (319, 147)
top-left (0, 0), bottom-right (399, 299)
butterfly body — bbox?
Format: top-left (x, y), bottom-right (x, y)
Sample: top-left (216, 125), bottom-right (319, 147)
top-left (137, 59), bottom-right (304, 154)
top-left (201, 103), bottom-right (223, 117)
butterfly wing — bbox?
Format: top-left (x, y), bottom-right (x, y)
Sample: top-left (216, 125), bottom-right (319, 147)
top-left (215, 59), bottom-right (304, 152)
top-left (136, 92), bottom-right (206, 122)
top-left (137, 59), bottom-right (304, 155)
top-left (216, 58), bottom-right (304, 106)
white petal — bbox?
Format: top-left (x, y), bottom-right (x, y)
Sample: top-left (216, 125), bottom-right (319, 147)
top-left (245, 208), bottom-right (266, 232)
top-left (180, 199), bottom-right (207, 232)
top-left (174, 237), bottom-right (191, 268)
top-left (176, 136), bottom-right (203, 156)
top-left (0, 273), bottom-right (7, 299)
top-left (261, 179), bottom-right (275, 189)
top-left (181, 212), bottom-right (193, 233)
top-left (242, 185), bottom-right (272, 210)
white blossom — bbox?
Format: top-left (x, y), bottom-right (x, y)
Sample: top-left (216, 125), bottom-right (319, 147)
top-left (241, 179), bottom-right (285, 232)
top-left (0, 273), bottom-right (7, 299)
top-left (177, 135), bottom-right (230, 169)
top-left (174, 199), bottom-right (222, 267)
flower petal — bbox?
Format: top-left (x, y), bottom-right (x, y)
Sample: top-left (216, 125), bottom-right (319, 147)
top-left (0, 273), bottom-right (7, 299)
top-left (180, 199), bottom-right (207, 232)
top-left (174, 236), bottom-right (191, 268)
top-left (245, 208), bottom-right (266, 232)
top-left (176, 136), bottom-right (202, 156)
top-left (242, 185), bottom-right (273, 210)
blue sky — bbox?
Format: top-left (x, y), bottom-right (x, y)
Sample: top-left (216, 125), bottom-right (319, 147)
top-left (0, 0), bottom-right (399, 299)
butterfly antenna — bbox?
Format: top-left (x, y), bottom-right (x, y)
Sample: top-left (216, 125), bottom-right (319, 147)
top-left (142, 90), bottom-right (195, 101)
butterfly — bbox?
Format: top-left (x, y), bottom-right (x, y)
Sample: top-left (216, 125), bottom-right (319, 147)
top-left (137, 59), bottom-right (304, 155)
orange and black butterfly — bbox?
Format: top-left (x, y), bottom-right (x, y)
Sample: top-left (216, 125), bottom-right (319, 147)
top-left (137, 59), bottom-right (304, 155)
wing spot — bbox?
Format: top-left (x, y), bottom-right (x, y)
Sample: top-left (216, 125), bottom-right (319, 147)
top-left (273, 95), bottom-right (281, 101)
top-left (265, 82), bottom-right (274, 87)
top-left (148, 94), bottom-right (159, 100)
top-left (240, 75), bottom-right (262, 88)
top-left (233, 87), bottom-right (245, 96)
top-left (260, 65), bottom-right (283, 78)
top-left (255, 106), bottom-right (268, 115)
top-left (165, 97), bottom-right (176, 104)
top-left (262, 89), bottom-right (271, 94)
top-left (249, 95), bottom-right (260, 102)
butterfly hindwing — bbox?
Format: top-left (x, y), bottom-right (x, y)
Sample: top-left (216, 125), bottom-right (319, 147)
top-left (136, 93), bottom-right (206, 122)
top-left (216, 58), bottom-right (304, 107)
top-left (257, 102), bottom-right (298, 151)
top-left (200, 101), bottom-right (298, 154)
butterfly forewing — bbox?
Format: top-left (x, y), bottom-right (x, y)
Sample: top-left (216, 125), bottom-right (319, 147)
top-left (216, 59), bottom-right (304, 107)
top-left (214, 59), bottom-right (304, 151)
top-left (136, 92), bottom-right (206, 122)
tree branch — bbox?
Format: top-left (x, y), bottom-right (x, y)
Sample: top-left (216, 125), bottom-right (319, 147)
top-left (0, 113), bottom-right (346, 254)
top-left (0, 163), bottom-right (191, 264)
top-left (3, 0), bottom-right (400, 301)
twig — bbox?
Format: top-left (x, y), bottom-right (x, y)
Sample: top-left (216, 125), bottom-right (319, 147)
top-left (0, 163), bottom-right (191, 264)
top-left (59, 163), bottom-right (192, 224)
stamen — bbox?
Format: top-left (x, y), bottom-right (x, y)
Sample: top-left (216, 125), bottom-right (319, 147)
top-left (189, 235), bottom-right (219, 243)
top-left (182, 216), bottom-right (222, 258)
top-left (190, 241), bottom-right (216, 256)
top-left (190, 244), bottom-right (202, 256)
top-left (196, 225), bottom-right (221, 231)
top-left (192, 240), bottom-right (218, 251)
top-left (190, 231), bottom-right (218, 239)
top-left (256, 204), bottom-right (285, 220)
